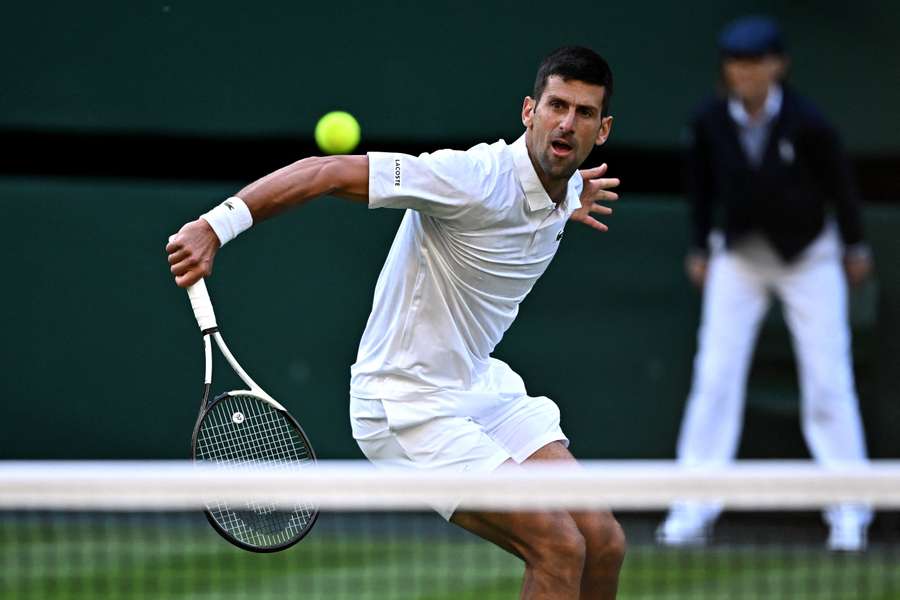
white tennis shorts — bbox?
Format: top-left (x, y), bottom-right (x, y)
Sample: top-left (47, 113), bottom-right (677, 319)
top-left (350, 393), bottom-right (568, 520)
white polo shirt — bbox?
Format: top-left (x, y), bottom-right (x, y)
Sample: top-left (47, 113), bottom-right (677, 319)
top-left (349, 134), bottom-right (583, 424)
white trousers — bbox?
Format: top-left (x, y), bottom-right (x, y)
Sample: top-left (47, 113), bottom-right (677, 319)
top-left (673, 226), bottom-right (871, 529)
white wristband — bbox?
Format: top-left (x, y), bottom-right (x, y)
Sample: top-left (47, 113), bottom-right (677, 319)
top-left (200, 196), bottom-right (253, 246)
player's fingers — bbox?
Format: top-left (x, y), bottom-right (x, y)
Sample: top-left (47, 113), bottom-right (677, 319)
top-left (175, 270), bottom-right (201, 289)
top-left (171, 251), bottom-right (208, 275)
top-left (174, 261), bottom-right (212, 287)
top-left (571, 212), bottom-right (609, 232)
top-left (167, 248), bottom-right (190, 265)
top-left (175, 267), bottom-right (209, 287)
top-left (580, 163), bottom-right (608, 179)
top-left (165, 234), bottom-right (182, 253)
top-left (170, 259), bottom-right (193, 277)
top-left (590, 203), bottom-right (613, 216)
top-left (589, 177), bottom-right (620, 190)
top-left (584, 217), bottom-right (609, 232)
top-left (590, 189), bottom-right (619, 202)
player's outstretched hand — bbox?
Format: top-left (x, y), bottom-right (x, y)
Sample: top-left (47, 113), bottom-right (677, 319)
top-left (166, 219), bottom-right (220, 288)
top-left (571, 163), bottom-right (619, 232)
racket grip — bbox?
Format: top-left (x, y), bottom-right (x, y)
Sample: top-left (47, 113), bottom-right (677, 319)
top-left (186, 279), bottom-right (218, 331)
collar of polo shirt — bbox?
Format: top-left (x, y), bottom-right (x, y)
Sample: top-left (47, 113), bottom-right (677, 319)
top-left (728, 84), bottom-right (783, 127)
top-left (511, 135), bottom-right (582, 214)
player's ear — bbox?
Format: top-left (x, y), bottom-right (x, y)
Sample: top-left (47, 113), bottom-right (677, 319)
top-left (522, 96), bottom-right (535, 128)
top-left (595, 115), bottom-right (613, 146)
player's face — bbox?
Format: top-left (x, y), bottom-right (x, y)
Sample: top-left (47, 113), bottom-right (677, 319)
top-left (722, 55), bottom-right (786, 103)
top-left (522, 75), bottom-right (612, 183)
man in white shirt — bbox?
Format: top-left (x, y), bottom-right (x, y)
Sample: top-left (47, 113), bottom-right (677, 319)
top-left (167, 46), bottom-right (624, 599)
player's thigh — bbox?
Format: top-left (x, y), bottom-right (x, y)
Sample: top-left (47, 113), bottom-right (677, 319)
top-left (451, 443), bottom-right (578, 559)
top-left (525, 441), bottom-right (625, 560)
top-left (525, 439), bottom-right (575, 462)
top-left (450, 439), bottom-right (574, 552)
top-left (451, 507), bottom-right (583, 562)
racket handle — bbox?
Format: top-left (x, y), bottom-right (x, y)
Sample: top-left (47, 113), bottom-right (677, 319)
top-left (186, 279), bottom-right (218, 331)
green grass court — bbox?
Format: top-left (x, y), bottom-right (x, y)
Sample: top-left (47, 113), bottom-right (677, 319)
top-left (3, 513), bottom-right (898, 599)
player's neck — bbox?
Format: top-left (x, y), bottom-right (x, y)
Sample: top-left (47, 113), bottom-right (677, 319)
top-left (526, 149), bottom-right (568, 205)
top-left (538, 176), bottom-right (568, 205)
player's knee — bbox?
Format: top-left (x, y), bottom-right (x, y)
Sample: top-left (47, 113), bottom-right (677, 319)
top-left (524, 513), bottom-right (587, 581)
top-left (582, 511), bottom-right (627, 573)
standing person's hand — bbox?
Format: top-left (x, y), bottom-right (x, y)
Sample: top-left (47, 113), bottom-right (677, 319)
top-left (166, 220), bottom-right (220, 288)
top-left (571, 163), bottom-right (619, 231)
top-left (844, 252), bottom-right (872, 287)
top-left (685, 253), bottom-right (709, 288)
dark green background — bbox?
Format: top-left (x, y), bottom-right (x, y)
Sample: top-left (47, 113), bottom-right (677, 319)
top-left (4, 178), bottom-right (898, 459)
top-left (3, 2), bottom-right (899, 459)
top-left (2, 1), bottom-right (899, 152)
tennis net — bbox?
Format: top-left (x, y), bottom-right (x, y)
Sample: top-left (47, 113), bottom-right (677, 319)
top-left (3, 460), bottom-right (899, 599)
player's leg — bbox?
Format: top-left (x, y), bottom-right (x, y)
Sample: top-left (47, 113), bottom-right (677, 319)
top-left (453, 448), bottom-right (624, 600)
top-left (661, 247), bottom-right (770, 542)
top-left (525, 440), bottom-right (626, 600)
top-left (451, 467), bottom-right (624, 599)
top-left (776, 235), bottom-right (872, 548)
top-left (351, 396), bottom-right (592, 599)
top-left (452, 505), bottom-right (591, 599)
top-left (475, 394), bottom-right (625, 598)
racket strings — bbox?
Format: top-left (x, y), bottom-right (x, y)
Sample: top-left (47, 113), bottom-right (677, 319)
top-left (195, 394), bottom-right (315, 549)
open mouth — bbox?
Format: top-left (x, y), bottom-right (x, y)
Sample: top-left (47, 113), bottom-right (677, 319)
top-left (550, 139), bottom-right (573, 156)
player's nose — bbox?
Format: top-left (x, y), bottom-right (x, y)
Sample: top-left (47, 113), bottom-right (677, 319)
top-left (558, 109), bottom-right (576, 132)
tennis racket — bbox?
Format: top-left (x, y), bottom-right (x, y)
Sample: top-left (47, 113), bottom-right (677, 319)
top-left (185, 278), bottom-right (318, 552)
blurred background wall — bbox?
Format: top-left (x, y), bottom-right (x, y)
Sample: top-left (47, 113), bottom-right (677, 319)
top-left (3, 0), bottom-right (898, 459)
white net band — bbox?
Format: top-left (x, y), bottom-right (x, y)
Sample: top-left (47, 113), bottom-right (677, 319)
top-left (4, 460), bottom-right (900, 511)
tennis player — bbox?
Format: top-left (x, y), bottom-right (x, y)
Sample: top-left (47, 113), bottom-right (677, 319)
top-left (167, 46), bottom-right (625, 599)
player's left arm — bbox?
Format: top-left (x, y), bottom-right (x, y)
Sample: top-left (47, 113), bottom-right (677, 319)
top-left (570, 163), bottom-right (620, 232)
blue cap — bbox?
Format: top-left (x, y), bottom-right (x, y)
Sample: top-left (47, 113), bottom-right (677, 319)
top-left (718, 16), bottom-right (785, 57)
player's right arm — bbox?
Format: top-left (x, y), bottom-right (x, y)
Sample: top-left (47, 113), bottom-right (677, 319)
top-left (166, 155), bottom-right (369, 288)
top-left (239, 155), bottom-right (370, 218)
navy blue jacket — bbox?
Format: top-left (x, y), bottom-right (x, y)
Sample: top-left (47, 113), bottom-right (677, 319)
top-left (687, 86), bottom-right (865, 261)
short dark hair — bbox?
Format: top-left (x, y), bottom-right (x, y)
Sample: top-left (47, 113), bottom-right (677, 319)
top-left (533, 46), bottom-right (614, 117)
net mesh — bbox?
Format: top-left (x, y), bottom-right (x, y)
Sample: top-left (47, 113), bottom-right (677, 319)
top-left (3, 460), bottom-right (900, 600)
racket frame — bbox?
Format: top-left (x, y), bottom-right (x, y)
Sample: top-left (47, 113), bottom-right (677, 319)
top-left (191, 388), bottom-right (319, 553)
top-left (185, 279), bottom-right (319, 552)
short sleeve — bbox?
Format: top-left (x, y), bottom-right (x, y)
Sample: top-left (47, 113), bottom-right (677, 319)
top-left (367, 148), bottom-right (492, 220)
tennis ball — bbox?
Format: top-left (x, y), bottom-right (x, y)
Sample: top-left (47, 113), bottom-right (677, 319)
top-left (314, 111), bottom-right (361, 154)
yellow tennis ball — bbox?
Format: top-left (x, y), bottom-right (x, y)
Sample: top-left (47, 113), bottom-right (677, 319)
top-left (314, 111), bottom-right (361, 154)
